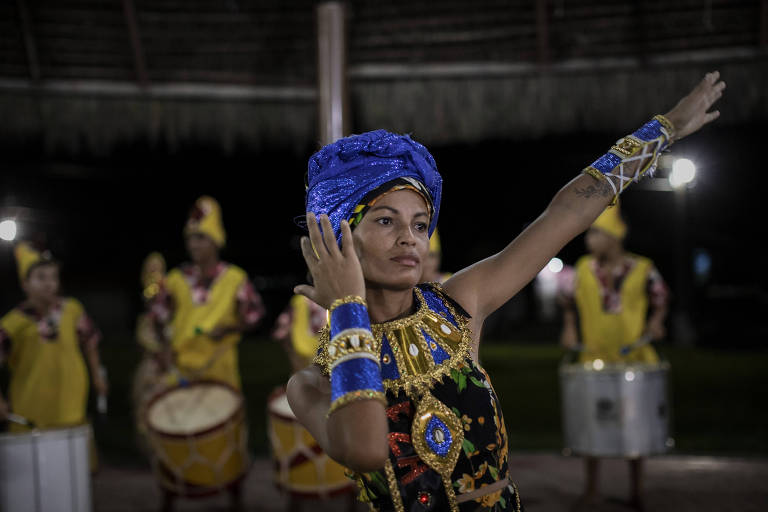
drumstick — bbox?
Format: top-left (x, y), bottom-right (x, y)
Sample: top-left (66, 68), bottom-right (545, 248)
top-left (619, 334), bottom-right (653, 356)
top-left (7, 413), bottom-right (36, 429)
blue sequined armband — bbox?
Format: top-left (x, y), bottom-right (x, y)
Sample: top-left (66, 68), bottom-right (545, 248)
top-left (326, 296), bottom-right (386, 415)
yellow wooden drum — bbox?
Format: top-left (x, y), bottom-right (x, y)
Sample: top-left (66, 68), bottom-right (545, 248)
top-left (145, 380), bottom-right (250, 496)
top-left (267, 387), bottom-right (355, 498)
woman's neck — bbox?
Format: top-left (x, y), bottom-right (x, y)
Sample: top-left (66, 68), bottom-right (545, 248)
top-left (596, 246), bottom-right (625, 268)
top-left (365, 286), bottom-right (417, 324)
top-left (195, 258), bottom-right (220, 275)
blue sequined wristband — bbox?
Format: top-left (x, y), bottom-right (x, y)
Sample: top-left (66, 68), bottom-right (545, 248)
top-left (329, 356), bottom-right (386, 415)
top-left (330, 301), bottom-right (371, 339)
top-left (326, 296), bottom-right (386, 415)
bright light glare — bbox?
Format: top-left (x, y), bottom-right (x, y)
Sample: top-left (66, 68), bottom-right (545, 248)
top-left (593, 359), bottom-right (605, 370)
top-left (0, 219), bottom-right (17, 241)
top-left (669, 158), bottom-right (696, 189)
top-left (547, 257), bottom-right (564, 273)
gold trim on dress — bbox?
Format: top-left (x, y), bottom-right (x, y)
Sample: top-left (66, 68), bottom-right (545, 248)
top-left (411, 392), bottom-right (464, 476)
top-left (384, 459), bottom-right (405, 512)
top-left (315, 286), bottom-right (474, 397)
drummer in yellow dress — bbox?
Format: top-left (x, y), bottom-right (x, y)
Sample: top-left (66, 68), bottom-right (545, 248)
top-left (559, 205), bottom-right (669, 511)
top-left (150, 196), bottom-right (265, 390)
top-left (0, 242), bottom-right (108, 433)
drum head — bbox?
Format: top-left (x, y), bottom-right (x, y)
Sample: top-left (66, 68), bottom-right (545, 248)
top-left (268, 391), bottom-right (296, 421)
top-left (147, 381), bottom-right (242, 436)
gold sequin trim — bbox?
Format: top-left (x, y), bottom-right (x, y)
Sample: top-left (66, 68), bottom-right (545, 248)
top-left (582, 166), bottom-right (604, 182)
top-left (329, 295), bottom-right (367, 313)
top-left (512, 481), bottom-right (522, 512)
top-left (654, 114), bottom-right (675, 141)
top-left (383, 459), bottom-right (405, 512)
top-left (316, 285), bottom-right (474, 396)
top-left (444, 478), bottom-right (460, 512)
top-left (328, 390), bottom-right (387, 416)
top-left (374, 287), bottom-right (473, 395)
top-left (411, 392), bottom-right (464, 476)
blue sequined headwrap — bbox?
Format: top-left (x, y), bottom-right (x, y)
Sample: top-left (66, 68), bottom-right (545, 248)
top-left (305, 130), bottom-right (442, 243)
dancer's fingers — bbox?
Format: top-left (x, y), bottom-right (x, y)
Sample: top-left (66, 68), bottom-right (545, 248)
top-left (299, 236), bottom-right (319, 271)
top-left (306, 212), bottom-right (328, 256)
top-left (319, 214), bottom-right (341, 258)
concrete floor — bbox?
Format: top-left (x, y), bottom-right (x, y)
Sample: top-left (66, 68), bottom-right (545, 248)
top-left (90, 454), bottom-right (768, 512)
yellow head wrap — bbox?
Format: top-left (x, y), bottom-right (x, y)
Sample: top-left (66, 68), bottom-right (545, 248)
top-left (429, 229), bottom-right (441, 255)
top-left (184, 196), bottom-right (226, 247)
top-left (14, 242), bottom-right (54, 283)
top-left (141, 252), bottom-right (166, 300)
top-left (591, 205), bottom-right (627, 240)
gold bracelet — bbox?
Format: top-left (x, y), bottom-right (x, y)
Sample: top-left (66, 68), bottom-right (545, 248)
top-left (329, 295), bottom-right (366, 313)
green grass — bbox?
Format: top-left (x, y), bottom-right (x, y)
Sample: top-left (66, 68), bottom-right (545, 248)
top-left (39, 335), bottom-right (768, 466)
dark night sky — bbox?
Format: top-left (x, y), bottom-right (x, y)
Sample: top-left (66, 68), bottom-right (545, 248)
top-left (1, 121), bottom-right (765, 345)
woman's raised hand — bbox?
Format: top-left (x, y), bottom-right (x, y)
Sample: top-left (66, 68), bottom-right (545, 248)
top-left (294, 213), bottom-right (366, 309)
top-left (664, 71), bottom-right (726, 141)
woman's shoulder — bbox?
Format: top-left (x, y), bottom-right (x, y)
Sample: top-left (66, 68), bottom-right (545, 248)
top-left (417, 282), bottom-right (472, 322)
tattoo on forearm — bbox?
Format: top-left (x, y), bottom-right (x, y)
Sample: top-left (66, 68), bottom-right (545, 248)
top-left (574, 181), bottom-right (614, 199)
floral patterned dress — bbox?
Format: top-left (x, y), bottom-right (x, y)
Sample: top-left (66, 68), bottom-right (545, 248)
top-left (315, 283), bottom-right (522, 512)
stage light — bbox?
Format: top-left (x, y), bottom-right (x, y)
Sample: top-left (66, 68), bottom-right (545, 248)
top-left (669, 158), bottom-right (696, 189)
top-left (0, 219), bottom-right (17, 241)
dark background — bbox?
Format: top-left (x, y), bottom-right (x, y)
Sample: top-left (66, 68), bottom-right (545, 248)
top-left (1, 124), bottom-right (765, 347)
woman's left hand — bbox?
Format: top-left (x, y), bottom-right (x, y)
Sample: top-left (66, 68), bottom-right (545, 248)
top-left (294, 213), bottom-right (366, 309)
top-left (664, 71), bottom-right (726, 141)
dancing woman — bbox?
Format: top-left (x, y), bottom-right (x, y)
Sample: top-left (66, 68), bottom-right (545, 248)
top-left (288, 72), bottom-right (725, 511)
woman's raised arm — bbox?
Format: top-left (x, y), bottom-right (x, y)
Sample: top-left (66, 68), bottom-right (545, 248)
top-left (445, 71), bottom-right (726, 333)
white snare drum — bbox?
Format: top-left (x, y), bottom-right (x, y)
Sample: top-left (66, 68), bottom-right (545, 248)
top-left (145, 380), bottom-right (250, 496)
top-left (560, 361), bottom-right (672, 457)
top-left (0, 424), bottom-right (92, 512)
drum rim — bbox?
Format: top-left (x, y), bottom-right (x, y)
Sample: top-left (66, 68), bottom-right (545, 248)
top-left (559, 361), bottom-right (671, 374)
top-left (0, 423), bottom-right (91, 442)
top-left (144, 379), bottom-right (244, 439)
top-left (266, 385), bottom-right (297, 423)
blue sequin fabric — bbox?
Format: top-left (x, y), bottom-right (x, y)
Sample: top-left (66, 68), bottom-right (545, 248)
top-left (330, 302), bottom-right (371, 339)
top-left (632, 119), bottom-right (664, 141)
top-left (330, 357), bottom-right (384, 403)
top-left (305, 130), bottom-right (443, 242)
top-left (589, 152), bottom-right (623, 175)
top-left (425, 416), bottom-right (453, 457)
